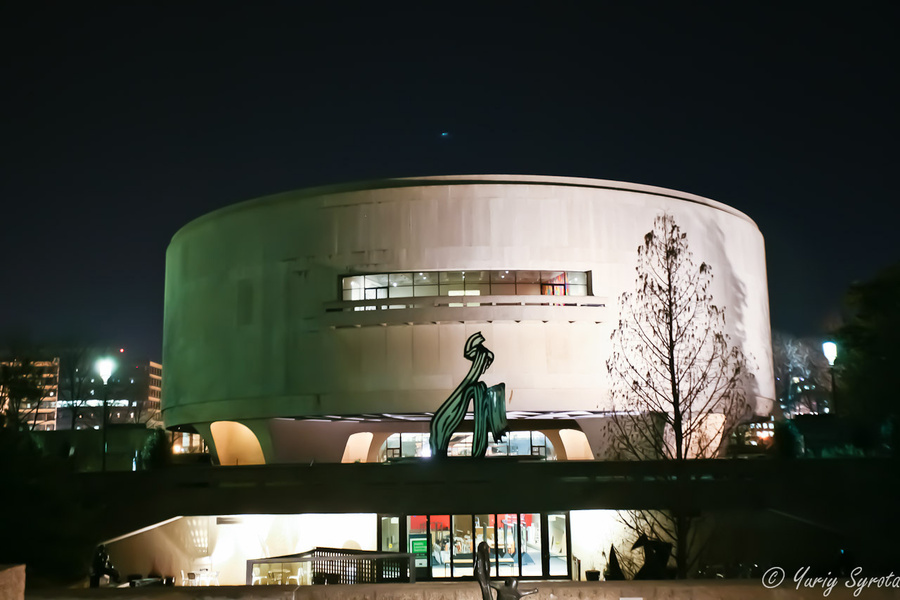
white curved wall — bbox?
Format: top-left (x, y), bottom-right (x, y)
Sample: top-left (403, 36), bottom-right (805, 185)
top-left (163, 175), bottom-right (774, 439)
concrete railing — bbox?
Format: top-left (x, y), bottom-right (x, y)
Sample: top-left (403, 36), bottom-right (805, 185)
top-left (322, 295), bottom-right (607, 327)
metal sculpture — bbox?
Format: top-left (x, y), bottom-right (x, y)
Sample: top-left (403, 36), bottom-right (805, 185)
top-left (89, 544), bottom-right (120, 588)
top-left (474, 541), bottom-right (538, 600)
top-left (430, 331), bottom-right (508, 458)
top-left (604, 543), bottom-right (625, 580)
top-left (631, 533), bottom-right (673, 579)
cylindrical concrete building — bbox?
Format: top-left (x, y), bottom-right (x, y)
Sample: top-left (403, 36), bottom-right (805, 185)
top-left (162, 175), bottom-right (774, 465)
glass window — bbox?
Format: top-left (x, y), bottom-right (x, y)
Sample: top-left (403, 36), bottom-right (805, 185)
top-left (381, 516), bottom-right (400, 552)
top-left (389, 273), bottom-right (413, 286)
top-left (389, 286), bottom-right (414, 298)
top-left (541, 283), bottom-right (567, 296)
top-left (465, 283), bottom-right (490, 296)
top-left (382, 434), bottom-right (401, 461)
top-left (430, 515), bottom-right (451, 578)
top-left (416, 272), bottom-right (438, 285)
top-left (547, 514), bottom-right (568, 576)
top-left (413, 285), bottom-right (439, 297)
top-left (340, 270), bottom-right (589, 303)
top-left (565, 271), bottom-right (587, 285)
top-left (365, 274), bottom-right (389, 288)
top-left (516, 271), bottom-right (541, 284)
top-left (487, 437), bottom-right (509, 457)
top-left (448, 433), bottom-right (473, 457)
top-left (408, 515), bottom-right (429, 570)
top-left (465, 270), bottom-right (490, 283)
top-left (520, 513), bottom-right (542, 576)
top-left (541, 271), bottom-right (566, 284)
top-left (440, 271), bottom-right (465, 284)
top-left (474, 514), bottom-right (497, 576)
top-left (452, 515), bottom-right (474, 577)
top-left (497, 514), bottom-right (518, 577)
top-left (343, 287), bottom-right (364, 301)
top-left (398, 434), bottom-right (415, 458)
top-left (508, 432), bottom-right (531, 456)
top-left (342, 276), bottom-right (365, 290)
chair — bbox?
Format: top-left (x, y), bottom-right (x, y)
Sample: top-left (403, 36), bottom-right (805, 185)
top-left (287, 568), bottom-right (301, 585)
top-left (187, 571), bottom-right (197, 586)
top-left (180, 570), bottom-right (188, 587)
top-left (251, 566), bottom-right (265, 586)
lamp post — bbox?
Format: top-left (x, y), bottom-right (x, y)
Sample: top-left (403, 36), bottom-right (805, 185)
top-left (95, 357), bottom-right (116, 471)
top-left (822, 341), bottom-right (838, 414)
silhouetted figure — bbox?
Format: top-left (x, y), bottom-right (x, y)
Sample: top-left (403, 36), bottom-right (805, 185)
top-left (474, 541), bottom-right (493, 600)
top-left (89, 544), bottom-right (120, 587)
top-left (474, 541), bottom-right (537, 600)
top-left (605, 544), bottom-right (626, 580)
top-left (631, 534), bottom-right (672, 580)
top-left (493, 578), bottom-right (538, 600)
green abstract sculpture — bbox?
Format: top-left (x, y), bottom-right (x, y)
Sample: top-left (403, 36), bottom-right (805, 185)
top-left (430, 331), bottom-right (508, 458)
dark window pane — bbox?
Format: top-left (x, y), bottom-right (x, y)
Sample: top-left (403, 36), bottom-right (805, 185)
top-left (541, 271), bottom-right (566, 284)
top-left (440, 271), bottom-right (465, 284)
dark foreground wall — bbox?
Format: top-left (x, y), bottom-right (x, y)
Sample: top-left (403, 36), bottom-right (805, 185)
top-left (24, 581), bottom-right (900, 600)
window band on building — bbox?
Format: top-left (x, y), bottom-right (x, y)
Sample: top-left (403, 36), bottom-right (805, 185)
top-left (342, 271), bottom-right (591, 302)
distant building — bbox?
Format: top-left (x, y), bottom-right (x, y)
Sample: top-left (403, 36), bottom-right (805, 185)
top-left (56, 357), bottom-right (163, 430)
top-left (0, 357), bottom-right (60, 430)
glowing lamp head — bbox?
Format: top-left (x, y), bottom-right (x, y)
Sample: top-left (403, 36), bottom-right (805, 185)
top-left (822, 341), bottom-right (837, 366)
top-left (95, 357), bottom-right (116, 384)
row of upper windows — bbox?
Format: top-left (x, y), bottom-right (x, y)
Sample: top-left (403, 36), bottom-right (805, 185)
top-left (341, 270), bottom-right (590, 301)
top-left (380, 431), bottom-right (555, 461)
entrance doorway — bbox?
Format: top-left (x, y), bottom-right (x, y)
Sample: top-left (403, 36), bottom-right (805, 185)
top-left (378, 512), bottom-right (570, 580)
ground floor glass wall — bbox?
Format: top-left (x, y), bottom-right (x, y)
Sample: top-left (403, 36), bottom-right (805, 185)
top-left (387, 512), bottom-right (569, 580)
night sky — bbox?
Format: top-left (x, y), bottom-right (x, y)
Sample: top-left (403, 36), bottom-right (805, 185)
top-left (2, 3), bottom-right (898, 359)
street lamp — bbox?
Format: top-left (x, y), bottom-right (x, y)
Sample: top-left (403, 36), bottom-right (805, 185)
top-left (95, 357), bottom-right (116, 471)
top-left (822, 341), bottom-right (837, 414)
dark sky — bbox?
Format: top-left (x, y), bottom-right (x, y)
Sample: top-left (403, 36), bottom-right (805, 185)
top-left (1, 2), bottom-right (898, 359)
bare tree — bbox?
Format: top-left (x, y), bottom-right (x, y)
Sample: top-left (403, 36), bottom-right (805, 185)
top-left (605, 213), bottom-right (752, 578)
top-left (772, 332), bottom-right (831, 415)
top-left (0, 355), bottom-right (57, 431)
top-left (56, 346), bottom-right (99, 429)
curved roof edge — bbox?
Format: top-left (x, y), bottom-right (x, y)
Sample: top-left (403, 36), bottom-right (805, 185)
top-left (170, 174), bottom-right (759, 245)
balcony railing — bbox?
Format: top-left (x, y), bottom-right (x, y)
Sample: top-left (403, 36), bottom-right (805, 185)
top-left (323, 295), bottom-right (607, 328)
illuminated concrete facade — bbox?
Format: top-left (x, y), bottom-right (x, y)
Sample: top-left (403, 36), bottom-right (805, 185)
top-left (162, 175), bottom-right (775, 465)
